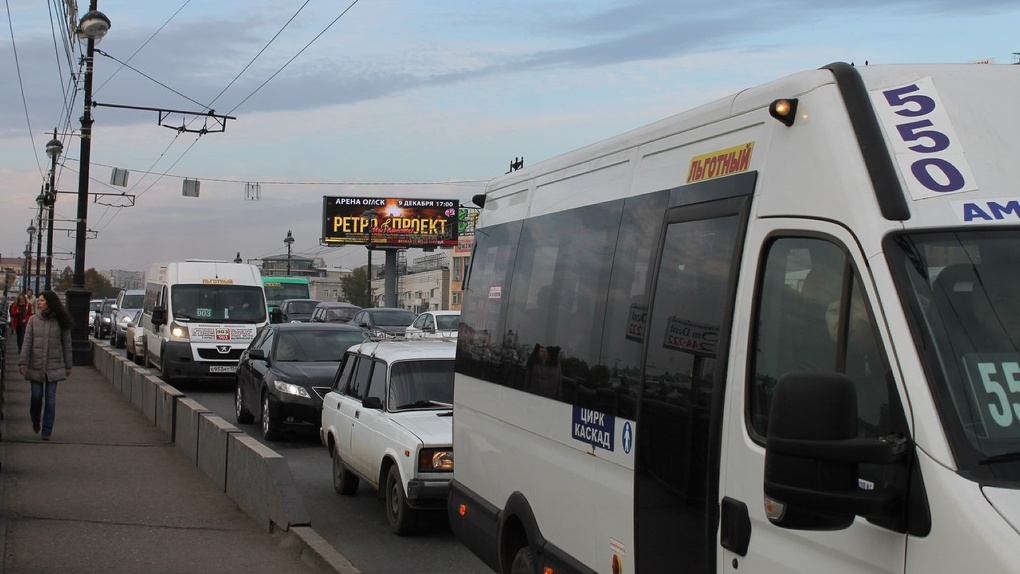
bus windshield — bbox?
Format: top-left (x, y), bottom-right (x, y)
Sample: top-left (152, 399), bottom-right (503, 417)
top-left (171, 285), bottom-right (266, 323)
top-left (890, 230), bottom-right (1020, 475)
top-left (263, 278), bottom-right (311, 309)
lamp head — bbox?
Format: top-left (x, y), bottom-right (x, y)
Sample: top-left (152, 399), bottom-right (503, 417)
top-left (77, 10), bottom-right (111, 42)
top-left (45, 137), bottom-right (63, 160)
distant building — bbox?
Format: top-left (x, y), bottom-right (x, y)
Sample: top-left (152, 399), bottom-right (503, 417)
top-left (103, 269), bottom-right (145, 290)
top-left (261, 255), bottom-right (319, 278)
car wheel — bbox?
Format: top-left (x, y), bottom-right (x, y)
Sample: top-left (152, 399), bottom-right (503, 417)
top-left (126, 345), bottom-right (134, 361)
top-left (261, 391), bottom-right (281, 441)
top-left (332, 448), bottom-right (359, 495)
top-left (385, 465), bottom-right (417, 535)
top-left (235, 381), bottom-right (254, 424)
top-left (510, 546), bottom-right (535, 574)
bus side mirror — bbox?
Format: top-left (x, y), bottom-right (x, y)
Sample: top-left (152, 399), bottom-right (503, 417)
top-left (151, 307), bottom-right (167, 327)
top-left (763, 372), bottom-right (908, 531)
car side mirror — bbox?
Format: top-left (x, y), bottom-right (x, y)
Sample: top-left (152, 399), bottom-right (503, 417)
top-left (270, 309), bottom-right (283, 324)
top-left (249, 348), bottom-right (267, 361)
top-left (151, 307), bottom-right (167, 327)
top-left (362, 396), bottom-right (383, 410)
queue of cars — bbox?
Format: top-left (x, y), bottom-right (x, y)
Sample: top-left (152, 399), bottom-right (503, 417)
top-left (99, 290), bottom-right (460, 536)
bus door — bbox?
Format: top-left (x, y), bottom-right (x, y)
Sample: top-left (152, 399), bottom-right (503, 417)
top-left (635, 187), bottom-right (752, 573)
top-left (720, 219), bottom-right (908, 573)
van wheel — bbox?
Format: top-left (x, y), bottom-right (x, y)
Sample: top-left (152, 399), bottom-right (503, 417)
top-left (160, 353), bottom-right (171, 383)
top-left (510, 546), bottom-right (535, 574)
top-left (235, 382), bottom-right (254, 424)
top-left (385, 465), bottom-right (417, 535)
top-left (261, 392), bottom-right (281, 441)
top-left (126, 346), bottom-right (134, 361)
top-left (332, 449), bottom-right (359, 495)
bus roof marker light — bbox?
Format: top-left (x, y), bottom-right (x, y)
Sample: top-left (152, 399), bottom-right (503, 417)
top-left (769, 98), bottom-right (799, 126)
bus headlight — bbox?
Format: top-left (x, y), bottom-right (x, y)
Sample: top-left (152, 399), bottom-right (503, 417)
top-left (418, 448), bottom-right (453, 472)
top-left (169, 322), bottom-right (189, 339)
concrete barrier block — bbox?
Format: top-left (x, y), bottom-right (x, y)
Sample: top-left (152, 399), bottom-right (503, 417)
top-left (154, 380), bottom-right (183, 442)
top-left (175, 397), bottom-right (211, 465)
top-left (135, 372), bottom-right (157, 422)
top-left (226, 434), bottom-right (311, 532)
top-left (198, 414), bottom-right (243, 491)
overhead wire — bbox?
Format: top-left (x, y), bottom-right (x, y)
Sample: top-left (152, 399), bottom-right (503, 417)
top-left (7, 0), bottom-right (45, 178)
top-left (93, 0), bottom-right (193, 96)
top-left (227, 0), bottom-right (362, 116)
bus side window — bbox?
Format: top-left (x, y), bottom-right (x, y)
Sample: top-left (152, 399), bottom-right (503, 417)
top-left (750, 237), bottom-right (892, 439)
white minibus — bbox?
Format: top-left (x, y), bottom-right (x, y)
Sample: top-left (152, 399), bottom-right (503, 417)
top-left (141, 260), bottom-right (267, 384)
top-left (448, 62), bottom-right (1020, 573)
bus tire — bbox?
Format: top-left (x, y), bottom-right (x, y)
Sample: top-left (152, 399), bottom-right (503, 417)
top-left (510, 546), bottom-right (535, 574)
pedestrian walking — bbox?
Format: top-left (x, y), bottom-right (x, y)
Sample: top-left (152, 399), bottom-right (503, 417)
top-left (9, 293), bottom-right (33, 352)
top-left (18, 291), bottom-right (73, 440)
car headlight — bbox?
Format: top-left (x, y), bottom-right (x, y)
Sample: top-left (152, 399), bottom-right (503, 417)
top-left (272, 380), bottom-right (311, 398)
top-left (418, 448), bottom-right (453, 472)
top-left (169, 321), bottom-right (189, 339)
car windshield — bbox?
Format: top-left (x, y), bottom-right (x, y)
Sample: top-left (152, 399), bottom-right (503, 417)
top-left (326, 308), bottom-right (358, 321)
top-left (436, 315), bottom-right (460, 330)
top-left (275, 330), bottom-right (366, 362)
top-left (288, 301), bottom-right (319, 314)
top-left (372, 310), bottom-right (416, 327)
top-left (171, 285), bottom-right (267, 323)
top-left (388, 359), bottom-right (455, 410)
top-left (889, 230), bottom-right (1020, 475)
top-left (121, 294), bottom-right (144, 308)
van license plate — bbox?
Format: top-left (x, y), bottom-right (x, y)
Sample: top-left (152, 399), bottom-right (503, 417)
top-left (210, 365), bottom-right (237, 373)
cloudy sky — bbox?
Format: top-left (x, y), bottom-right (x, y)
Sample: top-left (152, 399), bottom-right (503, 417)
top-left (2, 0), bottom-right (1017, 274)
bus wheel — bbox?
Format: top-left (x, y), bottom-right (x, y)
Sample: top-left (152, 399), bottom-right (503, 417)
top-left (510, 546), bottom-right (535, 574)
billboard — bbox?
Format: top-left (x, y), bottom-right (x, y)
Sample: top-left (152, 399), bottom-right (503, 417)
top-left (321, 197), bottom-right (459, 248)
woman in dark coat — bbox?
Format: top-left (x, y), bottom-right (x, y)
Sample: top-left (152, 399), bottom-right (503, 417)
top-left (18, 291), bottom-right (73, 440)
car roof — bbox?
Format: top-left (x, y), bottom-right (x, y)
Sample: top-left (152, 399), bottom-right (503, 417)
top-left (346, 339), bottom-right (456, 362)
top-left (363, 307), bottom-right (414, 314)
top-left (270, 322), bottom-right (364, 333)
top-left (282, 298), bottom-right (320, 303)
top-left (315, 301), bottom-right (361, 309)
top-left (424, 310), bottom-right (460, 316)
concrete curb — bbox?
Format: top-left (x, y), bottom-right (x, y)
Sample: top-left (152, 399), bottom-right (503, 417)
top-left (91, 342), bottom-right (360, 574)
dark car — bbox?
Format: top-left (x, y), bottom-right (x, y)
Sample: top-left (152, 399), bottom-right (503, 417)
top-left (309, 301), bottom-right (362, 324)
top-left (92, 298), bottom-right (117, 339)
top-left (234, 322), bottom-right (367, 441)
top-left (351, 307), bottom-right (417, 340)
top-left (275, 298), bottom-right (321, 323)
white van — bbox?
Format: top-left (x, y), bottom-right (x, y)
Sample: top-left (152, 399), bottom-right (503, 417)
top-left (448, 62), bottom-right (1020, 573)
top-left (141, 260), bottom-right (267, 384)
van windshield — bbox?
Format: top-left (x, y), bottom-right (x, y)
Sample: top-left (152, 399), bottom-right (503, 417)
top-left (171, 285), bottom-right (266, 323)
top-left (890, 230), bottom-right (1020, 477)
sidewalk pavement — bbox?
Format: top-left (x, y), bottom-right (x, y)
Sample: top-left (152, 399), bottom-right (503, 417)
top-left (0, 334), bottom-right (342, 573)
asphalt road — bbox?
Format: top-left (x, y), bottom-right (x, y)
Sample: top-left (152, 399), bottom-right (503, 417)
top-left (106, 341), bottom-right (490, 574)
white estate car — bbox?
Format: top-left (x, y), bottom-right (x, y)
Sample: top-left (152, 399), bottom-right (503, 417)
top-left (404, 310), bottom-right (460, 339)
top-left (320, 339), bottom-right (455, 535)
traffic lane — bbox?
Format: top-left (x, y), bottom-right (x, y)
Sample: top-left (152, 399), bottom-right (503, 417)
top-left (187, 387), bottom-right (490, 574)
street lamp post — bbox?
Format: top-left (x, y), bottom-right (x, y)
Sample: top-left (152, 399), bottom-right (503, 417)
top-left (34, 193), bottom-right (44, 293)
top-left (26, 221), bottom-right (37, 291)
top-left (67, 4), bottom-right (111, 366)
top-left (44, 133), bottom-right (62, 291)
top-left (284, 230), bottom-right (294, 275)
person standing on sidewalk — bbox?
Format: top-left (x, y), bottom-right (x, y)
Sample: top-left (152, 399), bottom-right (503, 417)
top-left (18, 291), bottom-right (73, 440)
top-left (9, 293), bottom-right (33, 352)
